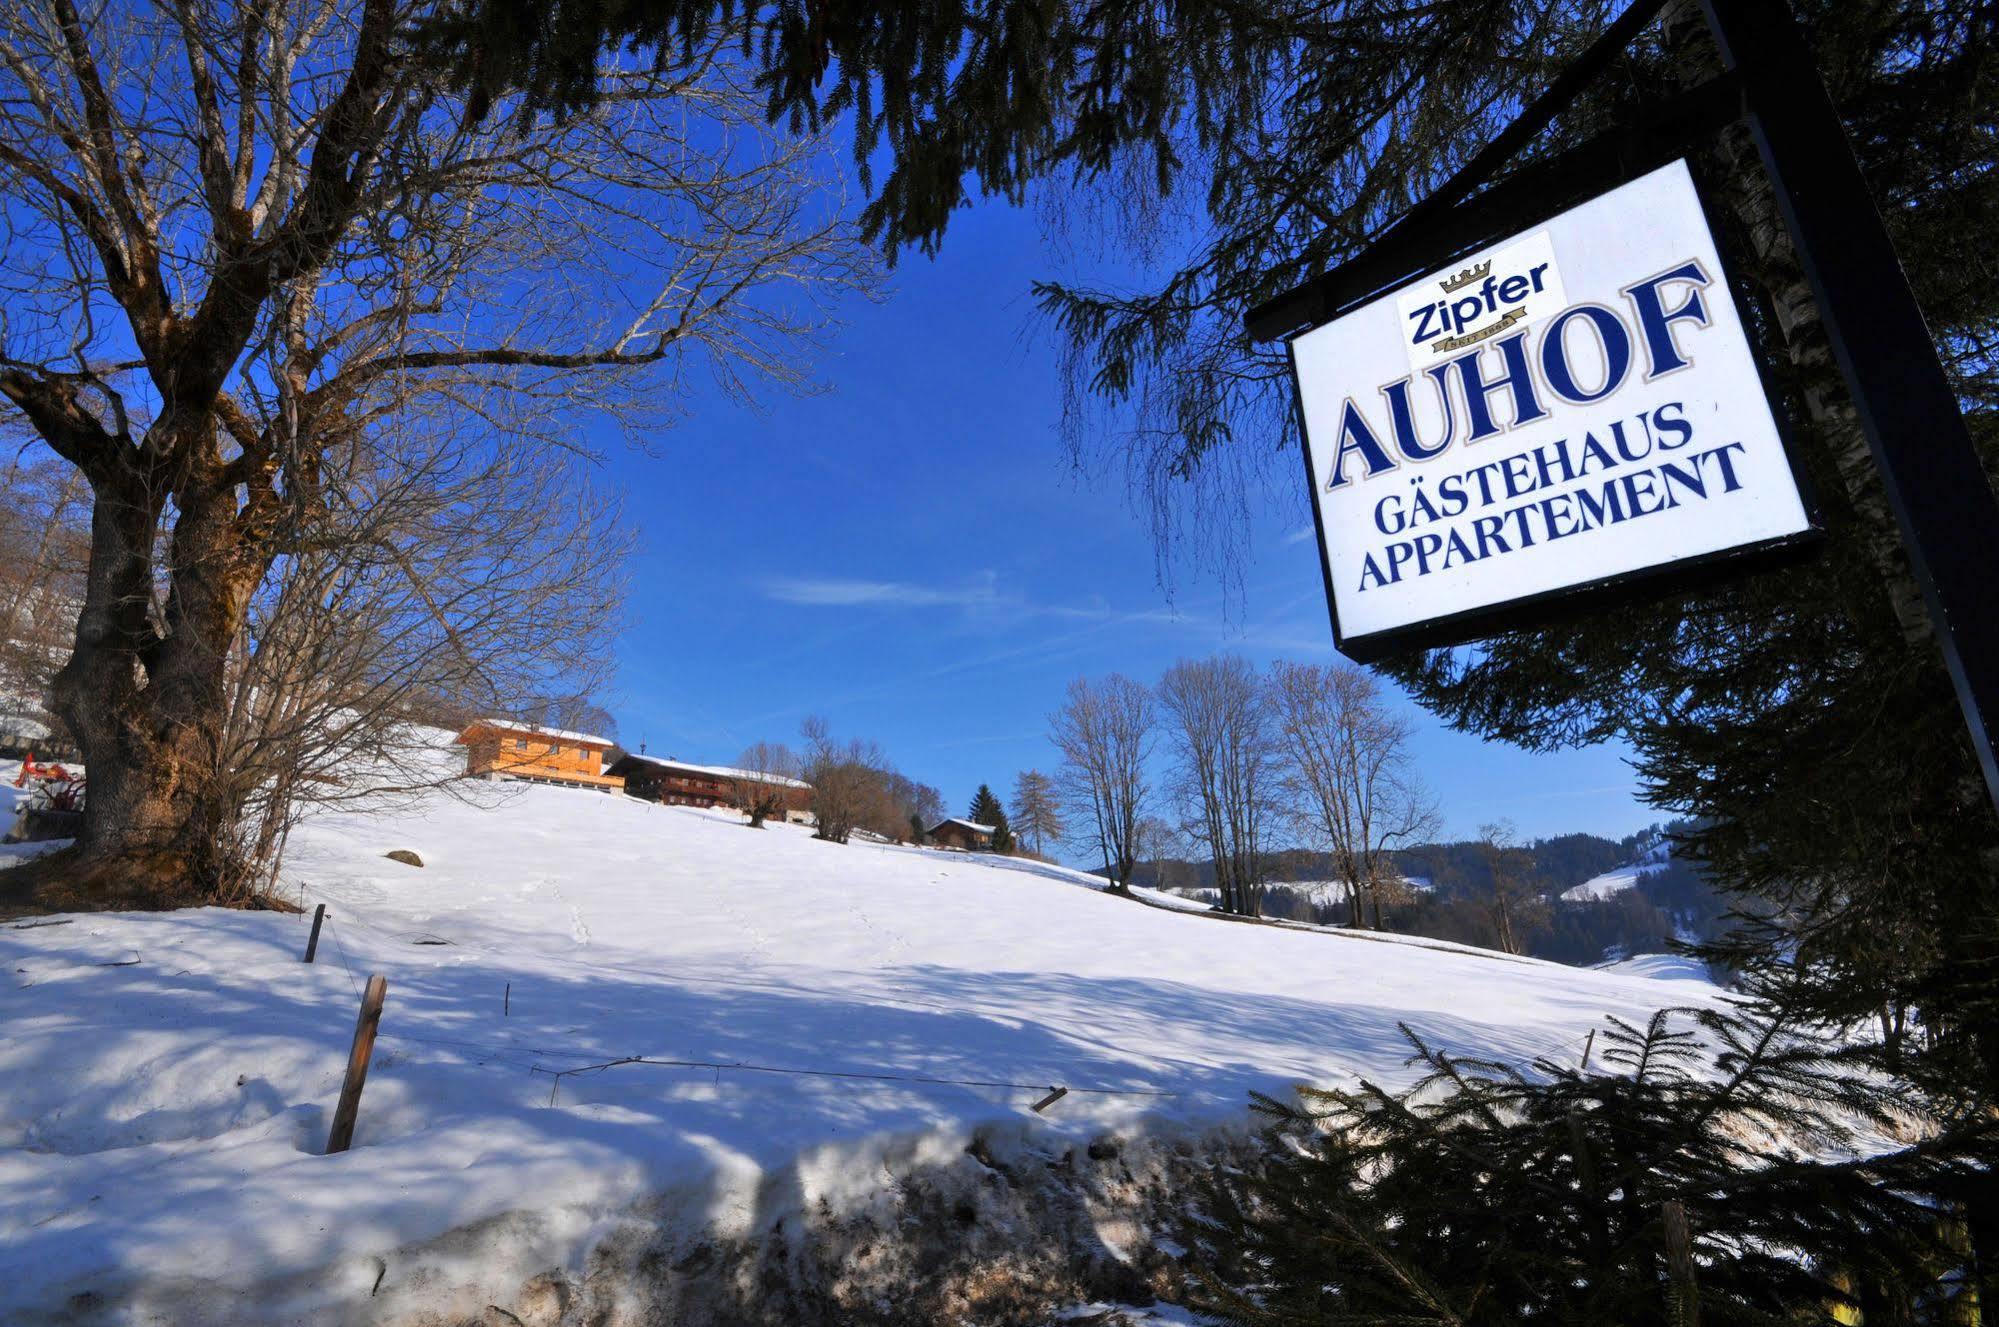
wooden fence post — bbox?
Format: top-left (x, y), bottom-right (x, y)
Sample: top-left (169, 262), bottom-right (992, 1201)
top-left (303, 904), bottom-right (326, 964)
top-left (326, 973), bottom-right (388, 1155)
top-left (1662, 1199), bottom-right (1700, 1327)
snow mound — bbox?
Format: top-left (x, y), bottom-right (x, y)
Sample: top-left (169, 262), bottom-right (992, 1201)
top-left (1, 783), bottom-right (1720, 1321)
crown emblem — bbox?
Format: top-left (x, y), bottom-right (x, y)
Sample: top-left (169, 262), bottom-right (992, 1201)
top-left (1438, 260), bottom-right (1491, 293)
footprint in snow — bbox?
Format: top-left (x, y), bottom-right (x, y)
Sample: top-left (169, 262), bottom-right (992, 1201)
top-left (568, 905), bottom-right (591, 946)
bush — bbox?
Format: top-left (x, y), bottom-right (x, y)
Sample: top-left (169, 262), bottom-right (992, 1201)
top-left (1189, 1000), bottom-right (1994, 1325)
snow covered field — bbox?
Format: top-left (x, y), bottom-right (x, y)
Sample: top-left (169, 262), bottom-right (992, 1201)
top-left (1, 779), bottom-right (1723, 1322)
top-left (1595, 952), bottom-right (1715, 982)
top-left (1560, 860), bottom-right (1667, 902)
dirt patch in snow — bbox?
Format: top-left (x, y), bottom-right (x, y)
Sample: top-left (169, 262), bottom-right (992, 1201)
top-left (1, 843), bottom-right (303, 917)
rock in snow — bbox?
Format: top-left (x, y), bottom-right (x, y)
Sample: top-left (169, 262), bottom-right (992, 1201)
top-left (0, 783), bottom-right (1721, 1324)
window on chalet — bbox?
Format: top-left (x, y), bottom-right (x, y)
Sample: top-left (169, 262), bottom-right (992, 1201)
top-left (514, 738), bottom-right (527, 750)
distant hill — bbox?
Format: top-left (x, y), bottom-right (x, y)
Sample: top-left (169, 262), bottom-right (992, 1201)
top-left (1124, 823), bottom-right (1729, 973)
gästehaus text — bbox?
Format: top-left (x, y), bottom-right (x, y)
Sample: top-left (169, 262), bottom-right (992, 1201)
top-left (1356, 404), bottom-right (1748, 591)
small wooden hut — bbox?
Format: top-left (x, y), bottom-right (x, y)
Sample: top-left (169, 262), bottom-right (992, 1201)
top-left (927, 817), bottom-right (995, 852)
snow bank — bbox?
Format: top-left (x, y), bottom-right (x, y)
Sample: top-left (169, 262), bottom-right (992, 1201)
top-left (1, 784), bottom-right (1720, 1323)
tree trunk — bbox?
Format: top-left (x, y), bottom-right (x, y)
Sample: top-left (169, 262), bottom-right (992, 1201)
top-left (36, 458), bottom-right (263, 906)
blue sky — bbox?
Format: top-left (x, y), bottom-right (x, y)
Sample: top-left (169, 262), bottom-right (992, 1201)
top-left (590, 194), bottom-right (1657, 854)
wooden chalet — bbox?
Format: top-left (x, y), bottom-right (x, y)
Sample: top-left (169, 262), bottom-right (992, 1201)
top-left (606, 751), bottom-right (813, 820)
top-left (927, 817), bottom-right (995, 852)
top-left (456, 719), bottom-right (623, 793)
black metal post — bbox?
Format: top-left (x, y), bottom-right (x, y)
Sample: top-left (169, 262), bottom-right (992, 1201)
top-left (1700, 0), bottom-right (1999, 813)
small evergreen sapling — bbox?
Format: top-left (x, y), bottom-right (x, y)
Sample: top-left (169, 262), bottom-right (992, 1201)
top-left (1187, 996), bottom-right (1995, 1325)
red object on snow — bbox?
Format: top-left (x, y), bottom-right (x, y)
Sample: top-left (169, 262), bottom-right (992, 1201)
top-left (44, 775), bottom-right (84, 813)
top-left (14, 756), bottom-right (74, 789)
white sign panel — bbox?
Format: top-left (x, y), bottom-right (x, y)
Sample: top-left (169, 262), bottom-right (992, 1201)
top-left (1291, 159), bottom-right (1814, 656)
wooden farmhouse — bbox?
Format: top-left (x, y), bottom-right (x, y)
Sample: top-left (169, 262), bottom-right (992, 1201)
top-left (456, 719), bottom-right (624, 793)
top-left (606, 751), bottom-right (813, 821)
top-left (927, 817), bottom-right (995, 852)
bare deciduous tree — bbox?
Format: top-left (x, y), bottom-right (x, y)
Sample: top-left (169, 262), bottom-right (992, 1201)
top-left (0, 451), bottom-right (88, 754)
top-left (1477, 820), bottom-right (1547, 957)
top-left (532, 698), bottom-right (619, 745)
top-left (1010, 768), bottom-right (1062, 857)
top-left (798, 715), bottom-right (903, 845)
top-left (0, 0), bottom-right (873, 901)
top-left (886, 771), bottom-right (945, 844)
top-left (1050, 673), bottom-right (1154, 893)
top-left (735, 739), bottom-right (803, 829)
top-left (1270, 660), bottom-right (1440, 930)
top-left (213, 426), bottom-right (631, 898)
top-left (1133, 814), bottom-right (1192, 892)
top-left (1157, 655), bottom-right (1277, 917)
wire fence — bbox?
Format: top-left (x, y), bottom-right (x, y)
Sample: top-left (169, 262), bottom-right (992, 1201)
top-left (321, 910), bottom-right (363, 999)
top-left (527, 1055), bottom-right (1184, 1108)
top-left (303, 895), bottom-right (1189, 1113)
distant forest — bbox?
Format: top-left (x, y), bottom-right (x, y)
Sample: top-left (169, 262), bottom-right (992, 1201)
top-left (1124, 823), bottom-right (1732, 972)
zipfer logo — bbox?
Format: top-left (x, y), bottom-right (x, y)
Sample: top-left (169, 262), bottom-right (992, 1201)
top-left (1396, 231), bottom-right (1567, 368)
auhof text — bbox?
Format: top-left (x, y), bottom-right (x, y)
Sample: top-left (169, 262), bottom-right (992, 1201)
top-left (1325, 259), bottom-right (1716, 489)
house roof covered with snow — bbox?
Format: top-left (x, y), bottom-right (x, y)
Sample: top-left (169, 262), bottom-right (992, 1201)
top-left (929, 817), bottom-right (996, 836)
top-left (611, 751), bottom-right (810, 790)
top-left (460, 718), bottom-right (615, 748)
